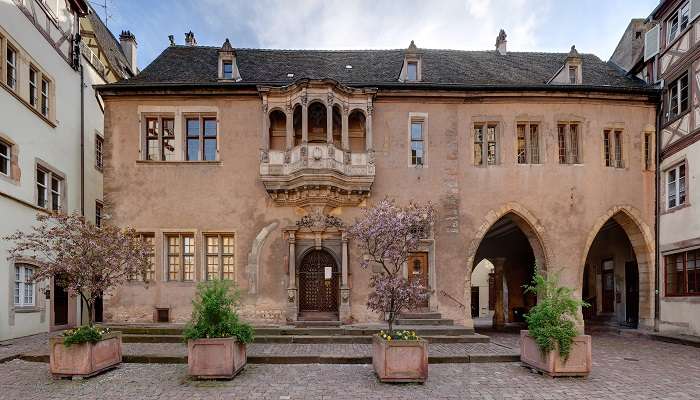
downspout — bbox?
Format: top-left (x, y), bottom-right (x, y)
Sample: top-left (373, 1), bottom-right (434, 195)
top-left (654, 84), bottom-right (661, 332)
top-left (76, 27), bottom-right (86, 325)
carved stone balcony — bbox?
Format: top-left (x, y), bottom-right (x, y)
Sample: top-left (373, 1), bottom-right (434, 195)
top-left (260, 143), bottom-right (375, 208)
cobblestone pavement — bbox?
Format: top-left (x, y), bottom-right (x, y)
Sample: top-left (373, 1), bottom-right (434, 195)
top-left (0, 333), bottom-right (50, 362)
top-left (0, 333), bottom-right (699, 399)
top-left (121, 341), bottom-right (515, 357)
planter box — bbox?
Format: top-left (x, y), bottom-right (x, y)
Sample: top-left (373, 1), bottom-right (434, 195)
top-left (372, 335), bottom-right (428, 383)
top-left (49, 332), bottom-right (122, 378)
top-left (520, 330), bottom-right (592, 377)
top-left (188, 337), bottom-right (247, 379)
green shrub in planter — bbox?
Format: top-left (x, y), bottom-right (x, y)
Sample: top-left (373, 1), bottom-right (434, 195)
top-left (62, 326), bottom-right (111, 347)
top-left (183, 280), bottom-right (254, 343)
top-left (523, 270), bottom-right (588, 359)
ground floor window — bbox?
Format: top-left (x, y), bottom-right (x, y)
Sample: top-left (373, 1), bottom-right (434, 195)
top-left (665, 249), bottom-right (700, 296)
top-left (167, 234), bottom-right (195, 281)
top-left (14, 264), bottom-right (34, 307)
top-left (205, 234), bottom-right (235, 280)
top-left (141, 233), bottom-right (156, 281)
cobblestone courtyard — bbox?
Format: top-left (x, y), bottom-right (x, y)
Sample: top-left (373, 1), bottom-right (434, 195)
top-left (0, 332), bottom-right (698, 399)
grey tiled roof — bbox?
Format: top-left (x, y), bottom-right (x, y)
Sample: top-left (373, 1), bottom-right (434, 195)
top-left (85, 5), bottom-right (133, 79)
top-left (105, 45), bottom-right (650, 91)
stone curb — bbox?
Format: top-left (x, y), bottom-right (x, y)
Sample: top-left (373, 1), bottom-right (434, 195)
top-left (18, 352), bottom-right (520, 365)
top-left (121, 334), bottom-right (491, 344)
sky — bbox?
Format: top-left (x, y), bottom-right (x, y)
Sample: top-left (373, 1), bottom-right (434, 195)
top-left (97, 0), bottom-right (660, 71)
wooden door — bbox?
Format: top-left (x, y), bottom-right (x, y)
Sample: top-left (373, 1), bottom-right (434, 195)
top-left (625, 261), bottom-right (639, 327)
top-left (53, 278), bottom-right (68, 326)
top-left (408, 252), bottom-right (429, 308)
top-left (298, 250), bottom-right (339, 315)
top-left (602, 260), bottom-right (615, 313)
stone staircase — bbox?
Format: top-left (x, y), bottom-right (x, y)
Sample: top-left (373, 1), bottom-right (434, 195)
top-left (396, 311), bottom-right (454, 326)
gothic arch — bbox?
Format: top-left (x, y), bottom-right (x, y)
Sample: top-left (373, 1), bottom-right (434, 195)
top-left (246, 221), bottom-right (279, 295)
top-left (579, 205), bottom-right (655, 326)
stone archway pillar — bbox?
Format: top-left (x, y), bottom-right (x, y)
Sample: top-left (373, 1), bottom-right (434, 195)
top-left (286, 232), bottom-right (298, 322)
top-left (340, 232), bottom-right (351, 322)
top-left (492, 257), bottom-right (506, 329)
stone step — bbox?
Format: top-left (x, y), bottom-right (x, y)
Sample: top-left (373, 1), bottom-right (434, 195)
top-left (121, 333), bottom-right (490, 344)
top-left (398, 312), bottom-right (443, 319)
top-left (108, 325), bottom-right (473, 336)
top-left (293, 320), bottom-right (342, 328)
top-left (396, 318), bottom-right (454, 326)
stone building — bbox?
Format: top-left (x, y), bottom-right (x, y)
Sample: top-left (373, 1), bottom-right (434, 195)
top-left (0, 0), bottom-right (133, 340)
top-left (642, 0), bottom-right (700, 337)
top-left (97, 32), bottom-right (658, 331)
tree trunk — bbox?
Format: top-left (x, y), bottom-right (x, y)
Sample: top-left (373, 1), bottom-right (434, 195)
top-left (86, 301), bottom-right (94, 327)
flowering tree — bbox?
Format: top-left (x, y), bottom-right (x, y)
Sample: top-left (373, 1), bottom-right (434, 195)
top-left (348, 199), bottom-right (435, 334)
top-left (4, 212), bottom-right (151, 326)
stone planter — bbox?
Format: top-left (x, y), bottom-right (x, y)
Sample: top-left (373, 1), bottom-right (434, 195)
top-left (187, 337), bottom-right (247, 379)
top-left (372, 334), bottom-right (428, 383)
top-left (49, 331), bottom-right (122, 378)
top-left (520, 330), bottom-right (592, 377)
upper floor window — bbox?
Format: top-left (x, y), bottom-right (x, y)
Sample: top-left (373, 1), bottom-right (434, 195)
top-left (36, 166), bottom-right (62, 211)
top-left (516, 123), bottom-right (540, 164)
top-left (474, 123), bottom-right (498, 166)
top-left (186, 117), bottom-right (218, 161)
top-left (145, 116), bottom-right (175, 161)
top-left (40, 78), bottom-right (50, 117)
top-left (668, 72), bottom-right (689, 120)
top-left (667, 162), bottom-right (687, 209)
top-left (410, 121), bottom-right (424, 166)
top-left (558, 123), bottom-right (580, 164)
top-left (29, 68), bottom-right (37, 107)
top-left (14, 264), bottom-right (34, 307)
top-left (205, 234), bottom-right (235, 280)
top-left (665, 249), bottom-right (699, 296)
top-left (0, 140), bottom-right (10, 176)
top-left (407, 62), bottom-right (418, 81)
top-left (222, 61), bottom-right (233, 79)
top-left (6, 45), bottom-right (17, 89)
top-left (95, 134), bottom-right (104, 171)
top-left (603, 129), bottom-right (624, 168)
top-left (667, 2), bottom-right (690, 43)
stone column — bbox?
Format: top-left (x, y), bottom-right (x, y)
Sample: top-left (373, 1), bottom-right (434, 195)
top-left (340, 231), bottom-right (351, 322)
top-left (286, 232), bottom-right (298, 323)
top-left (261, 101), bottom-right (269, 161)
top-left (326, 103), bottom-right (333, 144)
top-left (285, 105), bottom-right (293, 151)
top-left (341, 105), bottom-right (349, 151)
top-left (365, 104), bottom-right (373, 151)
top-left (492, 257), bottom-right (506, 329)
top-left (301, 99), bottom-right (309, 145)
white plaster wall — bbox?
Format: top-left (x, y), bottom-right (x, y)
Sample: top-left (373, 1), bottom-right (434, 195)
top-left (0, 0), bottom-right (85, 340)
top-left (659, 140), bottom-right (700, 337)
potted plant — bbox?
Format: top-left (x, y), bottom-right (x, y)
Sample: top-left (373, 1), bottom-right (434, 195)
top-left (520, 270), bottom-right (592, 377)
top-left (348, 199), bottom-right (434, 383)
top-left (4, 212), bottom-right (151, 378)
top-left (184, 280), bottom-right (254, 380)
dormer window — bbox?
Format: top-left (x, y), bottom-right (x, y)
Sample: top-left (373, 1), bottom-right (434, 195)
top-left (407, 62), bottom-right (418, 81)
top-left (569, 66), bottom-right (578, 84)
top-left (222, 61), bottom-right (233, 79)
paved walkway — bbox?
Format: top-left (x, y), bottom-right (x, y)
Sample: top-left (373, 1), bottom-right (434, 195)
top-left (1, 333), bottom-right (699, 399)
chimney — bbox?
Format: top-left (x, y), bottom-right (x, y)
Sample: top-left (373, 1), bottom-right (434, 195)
top-left (119, 30), bottom-right (137, 75)
top-left (495, 29), bottom-right (507, 55)
top-left (168, 35), bottom-right (175, 46)
top-left (185, 31), bottom-right (197, 46)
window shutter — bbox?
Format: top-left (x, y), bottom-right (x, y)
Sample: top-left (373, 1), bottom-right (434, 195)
top-left (691, 0), bottom-right (700, 23)
top-left (644, 25), bottom-right (660, 62)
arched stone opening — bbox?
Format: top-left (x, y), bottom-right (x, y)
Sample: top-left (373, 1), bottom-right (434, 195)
top-left (293, 104), bottom-right (302, 146)
top-left (348, 109), bottom-right (366, 152)
top-left (580, 208), bottom-right (654, 330)
top-left (307, 102), bottom-right (327, 143)
top-left (268, 110), bottom-right (286, 151)
top-left (297, 248), bottom-right (340, 320)
top-left (465, 205), bottom-right (548, 330)
top-left (332, 104), bottom-right (342, 144)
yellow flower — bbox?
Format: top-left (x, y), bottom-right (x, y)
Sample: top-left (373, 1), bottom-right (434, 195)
top-left (387, 336), bottom-right (392, 341)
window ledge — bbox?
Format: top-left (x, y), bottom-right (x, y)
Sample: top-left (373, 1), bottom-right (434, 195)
top-left (13, 306), bottom-right (41, 313)
top-left (136, 160), bottom-right (222, 165)
top-left (662, 202), bottom-right (691, 215)
top-left (516, 163), bottom-right (544, 166)
top-left (663, 295), bottom-right (700, 302)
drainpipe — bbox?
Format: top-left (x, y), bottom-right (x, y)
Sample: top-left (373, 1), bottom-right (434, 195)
top-left (654, 86), bottom-right (661, 333)
top-left (76, 30), bottom-right (86, 325)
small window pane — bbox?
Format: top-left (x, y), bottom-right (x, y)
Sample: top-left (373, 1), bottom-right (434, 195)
top-left (516, 124), bottom-right (526, 164)
top-left (0, 141), bottom-right (9, 176)
top-left (411, 122), bottom-right (422, 140)
top-left (529, 125), bottom-right (539, 164)
top-left (223, 61), bottom-right (233, 79)
top-left (407, 62), bottom-right (418, 81)
top-left (162, 118), bottom-right (175, 161)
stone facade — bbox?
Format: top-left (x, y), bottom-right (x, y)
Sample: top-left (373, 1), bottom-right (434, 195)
top-left (98, 38), bottom-right (657, 330)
